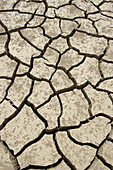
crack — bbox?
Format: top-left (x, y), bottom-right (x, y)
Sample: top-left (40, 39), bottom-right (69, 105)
top-left (102, 59), bottom-right (113, 64)
top-left (0, 63), bottom-right (20, 104)
top-left (12, 0), bottom-right (21, 9)
top-left (67, 55), bottom-right (86, 72)
top-left (26, 100), bottom-right (48, 128)
top-left (0, 76), bottom-right (12, 80)
top-left (67, 130), bottom-right (98, 149)
top-left (0, 137), bottom-right (20, 170)
top-left (53, 133), bottom-right (77, 170)
top-left (24, 8), bottom-right (39, 27)
top-left (5, 97), bottom-right (18, 110)
top-left (45, 113), bottom-right (112, 133)
top-left (85, 132), bottom-right (110, 170)
top-left (81, 88), bottom-right (93, 117)
top-left (96, 40), bottom-right (113, 104)
top-left (97, 155), bottom-right (113, 169)
top-left (0, 19), bottom-right (10, 57)
top-left (15, 129), bottom-right (46, 157)
top-left (18, 30), bottom-right (42, 52)
top-left (36, 80), bottom-right (89, 109)
top-left (0, 51), bottom-right (7, 57)
top-left (0, 80), bottom-right (34, 131)
top-left (85, 121), bottom-right (113, 170)
top-left (57, 94), bottom-right (63, 128)
top-left (107, 137), bottom-right (113, 143)
top-left (21, 158), bottom-right (63, 170)
top-left (75, 29), bottom-right (113, 41)
top-left (87, 80), bottom-right (113, 94)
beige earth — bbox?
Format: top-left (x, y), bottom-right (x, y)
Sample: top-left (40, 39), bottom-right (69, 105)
top-left (0, 0), bottom-right (113, 170)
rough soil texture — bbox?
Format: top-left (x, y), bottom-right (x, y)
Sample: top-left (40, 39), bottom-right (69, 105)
top-left (0, 0), bottom-right (113, 170)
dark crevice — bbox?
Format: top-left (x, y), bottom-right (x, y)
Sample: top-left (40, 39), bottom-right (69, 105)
top-left (21, 158), bottom-right (63, 170)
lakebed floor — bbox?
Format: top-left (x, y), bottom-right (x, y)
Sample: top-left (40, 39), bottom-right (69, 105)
top-left (0, 0), bottom-right (113, 169)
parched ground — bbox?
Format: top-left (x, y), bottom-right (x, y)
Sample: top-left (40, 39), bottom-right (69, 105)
top-left (0, 0), bottom-right (113, 169)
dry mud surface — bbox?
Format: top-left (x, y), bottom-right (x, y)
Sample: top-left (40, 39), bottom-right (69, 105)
top-left (0, 0), bottom-right (113, 169)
